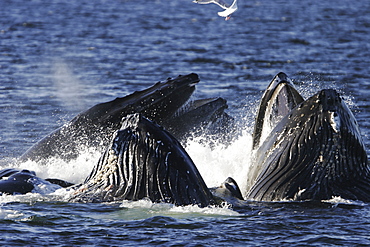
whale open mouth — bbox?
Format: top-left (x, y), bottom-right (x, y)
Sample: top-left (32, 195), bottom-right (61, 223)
top-left (248, 75), bottom-right (370, 202)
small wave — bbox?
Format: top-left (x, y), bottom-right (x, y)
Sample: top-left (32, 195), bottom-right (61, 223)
top-left (0, 187), bottom-right (71, 205)
top-left (119, 198), bottom-right (239, 218)
top-left (168, 203), bottom-right (239, 216)
top-left (0, 193), bottom-right (50, 204)
top-left (0, 208), bottom-right (24, 220)
top-left (322, 196), bottom-right (367, 207)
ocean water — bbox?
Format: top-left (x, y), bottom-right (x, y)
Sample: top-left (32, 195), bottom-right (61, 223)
top-left (1, 0), bottom-right (370, 245)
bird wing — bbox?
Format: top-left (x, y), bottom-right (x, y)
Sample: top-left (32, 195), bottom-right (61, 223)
top-left (218, 0), bottom-right (237, 17)
top-left (193, 0), bottom-right (229, 10)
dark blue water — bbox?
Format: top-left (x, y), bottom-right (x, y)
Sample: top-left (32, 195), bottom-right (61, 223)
top-left (1, 0), bottom-right (370, 245)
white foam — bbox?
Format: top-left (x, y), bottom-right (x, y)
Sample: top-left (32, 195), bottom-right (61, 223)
top-left (9, 147), bottom-right (100, 184)
top-left (0, 208), bottom-right (24, 220)
top-left (185, 129), bottom-right (253, 195)
top-left (119, 198), bottom-right (239, 218)
top-left (322, 196), bottom-right (366, 206)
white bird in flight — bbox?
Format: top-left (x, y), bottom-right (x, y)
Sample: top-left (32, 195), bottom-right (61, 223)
top-left (193, 0), bottom-right (238, 20)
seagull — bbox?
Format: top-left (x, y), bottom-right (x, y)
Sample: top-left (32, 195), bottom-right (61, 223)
top-left (193, 0), bottom-right (238, 20)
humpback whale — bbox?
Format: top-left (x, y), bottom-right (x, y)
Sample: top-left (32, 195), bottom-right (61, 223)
top-left (69, 113), bottom-right (215, 207)
top-left (247, 72), bottom-right (370, 202)
top-left (20, 74), bottom-right (232, 163)
top-left (0, 168), bottom-right (73, 195)
top-left (1, 72), bottom-right (369, 206)
top-left (20, 74), bottom-right (199, 163)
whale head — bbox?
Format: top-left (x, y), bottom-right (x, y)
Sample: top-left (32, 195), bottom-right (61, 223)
top-left (20, 74), bottom-right (200, 162)
top-left (248, 73), bottom-right (370, 202)
top-left (71, 113), bottom-right (215, 207)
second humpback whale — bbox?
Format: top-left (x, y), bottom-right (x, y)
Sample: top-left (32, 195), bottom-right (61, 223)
top-left (20, 73), bottom-right (232, 163)
top-left (1, 72), bottom-right (369, 206)
top-left (247, 72), bottom-right (370, 202)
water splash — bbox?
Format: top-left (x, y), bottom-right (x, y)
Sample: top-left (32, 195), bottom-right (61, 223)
top-left (185, 129), bottom-right (253, 195)
top-left (7, 147), bottom-right (100, 184)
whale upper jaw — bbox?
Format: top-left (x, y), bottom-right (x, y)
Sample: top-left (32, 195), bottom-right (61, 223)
top-left (19, 74), bottom-right (201, 163)
top-left (248, 74), bottom-right (370, 202)
top-left (252, 72), bottom-right (304, 150)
